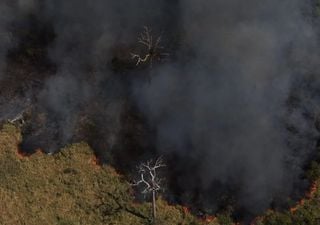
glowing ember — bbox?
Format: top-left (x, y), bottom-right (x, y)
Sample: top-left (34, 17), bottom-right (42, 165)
top-left (16, 147), bottom-right (45, 159)
top-left (306, 182), bottom-right (317, 198)
top-left (182, 206), bottom-right (190, 214)
top-left (290, 181), bottom-right (318, 213)
top-left (16, 148), bottom-right (29, 159)
top-left (204, 215), bottom-right (216, 223)
top-left (91, 156), bottom-right (101, 167)
top-left (290, 199), bottom-right (305, 213)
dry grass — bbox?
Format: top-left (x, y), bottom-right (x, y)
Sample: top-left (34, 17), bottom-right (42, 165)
top-left (0, 124), bottom-right (202, 225)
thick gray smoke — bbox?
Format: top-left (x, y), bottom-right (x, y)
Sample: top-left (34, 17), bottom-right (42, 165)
top-left (0, 1), bottom-right (14, 78)
top-left (0, 1), bottom-right (39, 119)
top-left (0, 0), bottom-right (320, 219)
top-left (134, 0), bottom-right (320, 215)
top-left (0, 1), bottom-right (37, 77)
top-left (33, 0), bottom-right (170, 152)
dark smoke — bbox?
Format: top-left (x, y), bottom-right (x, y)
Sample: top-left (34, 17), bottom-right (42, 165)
top-left (133, 0), bottom-right (320, 217)
top-left (0, 0), bottom-right (320, 221)
top-left (20, 0), bottom-right (172, 153)
top-left (0, 1), bottom-right (14, 78)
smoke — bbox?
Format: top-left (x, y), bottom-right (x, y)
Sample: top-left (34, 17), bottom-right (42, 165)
top-left (0, 0), bottom-right (319, 220)
top-left (17, 0), bottom-right (170, 153)
top-left (133, 0), bottom-right (320, 216)
top-left (0, 1), bottom-right (42, 120)
top-left (0, 0), bottom-right (39, 76)
top-left (0, 1), bottom-right (14, 79)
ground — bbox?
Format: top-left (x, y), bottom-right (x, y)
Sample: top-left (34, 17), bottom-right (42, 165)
top-left (0, 123), bottom-right (319, 225)
top-left (0, 124), bottom-right (206, 225)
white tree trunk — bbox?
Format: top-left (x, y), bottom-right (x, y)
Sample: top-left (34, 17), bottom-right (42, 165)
top-left (152, 190), bottom-right (156, 224)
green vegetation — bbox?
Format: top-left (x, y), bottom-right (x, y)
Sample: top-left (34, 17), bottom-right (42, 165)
top-left (0, 124), bottom-right (203, 225)
top-left (256, 181), bottom-right (320, 225)
top-left (1, 123), bottom-right (320, 225)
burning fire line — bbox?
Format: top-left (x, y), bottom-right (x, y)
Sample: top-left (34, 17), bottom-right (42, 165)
top-left (14, 138), bottom-right (318, 224)
top-left (16, 147), bottom-right (43, 159)
top-left (201, 215), bottom-right (217, 223)
top-left (181, 206), bottom-right (218, 224)
top-left (90, 155), bottom-right (101, 167)
top-left (90, 155), bottom-right (121, 178)
top-left (289, 181), bottom-right (318, 213)
top-left (250, 181), bottom-right (319, 224)
top-left (306, 181), bottom-right (317, 198)
top-left (182, 206), bottom-right (190, 215)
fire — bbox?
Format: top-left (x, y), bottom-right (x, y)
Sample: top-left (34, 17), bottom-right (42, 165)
top-left (16, 148), bottom-right (29, 159)
top-left (250, 181), bottom-right (319, 224)
top-left (290, 199), bottom-right (305, 213)
top-left (203, 215), bottom-right (217, 223)
top-left (90, 156), bottom-right (101, 167)
top-left (306, 182), bottom-right (317, 198)
top-left (182, 206), bottom-right (190, 214)
top-left (16, 148), bottom-right (45, 159)
top-left (289, 181), bottom-right (318, 213)
top-left (180, 205), bottom-right (220, 224)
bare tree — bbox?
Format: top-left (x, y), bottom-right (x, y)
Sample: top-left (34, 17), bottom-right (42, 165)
top-left (7, 108), bottom-right (30, 126)
top-left (131, 26), bottom-right (169, 68)
top-left (8, 112), bottom-right (25, 125)
top-left (131, 157), bottom-right (166, 224)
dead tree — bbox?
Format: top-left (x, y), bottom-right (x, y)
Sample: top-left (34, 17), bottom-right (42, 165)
top-left (131, 26), bottom-right (169, 68)
top-left (7, 110), bottom-right (27, 126)
top-left (131, 157), bottom-right (166, 224)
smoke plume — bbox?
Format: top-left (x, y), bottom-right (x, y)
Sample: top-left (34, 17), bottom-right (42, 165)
top-left (0, 1), bottom-right (14, 78)
top-left (133, 0), bottom-right (320, 216)
top-left (0, 0), bottom-right (319, 220)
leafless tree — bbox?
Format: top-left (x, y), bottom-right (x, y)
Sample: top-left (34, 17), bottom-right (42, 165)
top-left (131, 26), bottom-right (169, 68)
top-left (8, 112), bottom-right (25, 125)
top-left (7, 109), bottom-right (29, 126)
top-left (131, 157), bottom-right (166, 224)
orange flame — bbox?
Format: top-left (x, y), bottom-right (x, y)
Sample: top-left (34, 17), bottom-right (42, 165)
top-left (306, 182), bottom-right (317, 198)
top-left (182, 206), bottom-right (190, 214)
top-left (248, 181), bottom-right (318, 224)
top-left (16, 148), bottom-right (43, 159)
top-left (90, 156), bottom-right (101, 168)
top-left (289, 181), bottom-right (318, 213)
top-left (16, 149), bottom-right (29, 159)
top-left (203, 215), bottom-right (217, 223)
top-left (290, 199), bottom-right (305, 213)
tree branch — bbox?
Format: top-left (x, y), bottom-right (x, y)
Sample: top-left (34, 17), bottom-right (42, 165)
top-left (131, 26), bottom-right (168, 68)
